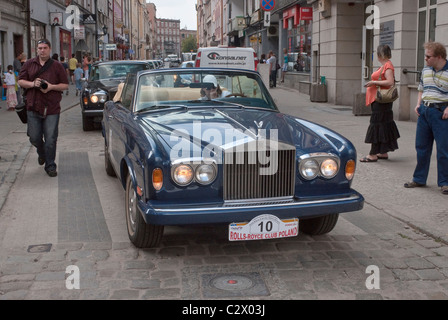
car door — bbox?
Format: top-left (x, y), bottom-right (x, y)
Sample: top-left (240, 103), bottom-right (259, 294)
top-left (107, 73), bottom-right (137, 177)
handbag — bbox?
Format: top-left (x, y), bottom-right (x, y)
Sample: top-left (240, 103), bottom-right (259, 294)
top-left (15, 100), bottom-right (27, 123)
top-left (376, 65), bottom-right (398, 103)
top-left (15, 59), bottom-right (54, 124)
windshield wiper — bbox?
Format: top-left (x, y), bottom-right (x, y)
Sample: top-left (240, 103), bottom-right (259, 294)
top-left (187, 99), bottom-right (225, 104)
top-left (136, 105), bottom-right (188, 114)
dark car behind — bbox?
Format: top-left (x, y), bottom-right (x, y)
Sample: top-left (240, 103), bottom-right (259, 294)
top-left (80, 60), bottom-right (151, 131)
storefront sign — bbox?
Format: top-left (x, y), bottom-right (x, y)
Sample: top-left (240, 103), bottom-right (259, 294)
top-left (50, 12), bottom-right (63, 26)
top-left (283, 5), bottom-right (299, 29)
top-left (300, 7), bottom-right (313, 21)
top-left (74, 26), bottom-right (85, 40)
top-left (380, 20), bottom-right (395, 49)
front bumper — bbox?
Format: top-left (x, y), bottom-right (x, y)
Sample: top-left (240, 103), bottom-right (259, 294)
top-left (82, 108), bottom-right (104, 118)
top-left (138, 191), bottom-right (364, 226)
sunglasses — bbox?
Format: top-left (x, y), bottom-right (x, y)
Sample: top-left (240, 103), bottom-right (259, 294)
top-left (37, 39), bottom-right (50, 46)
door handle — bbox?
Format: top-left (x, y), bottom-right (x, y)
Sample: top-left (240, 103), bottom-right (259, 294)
top-left (363, 66), bottom-right (370, 79)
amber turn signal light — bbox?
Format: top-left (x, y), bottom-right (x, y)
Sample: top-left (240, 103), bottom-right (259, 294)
top-left (345, 160), bottom-right (356, 181)
top-left (152, 168), bottom-right (163, 191)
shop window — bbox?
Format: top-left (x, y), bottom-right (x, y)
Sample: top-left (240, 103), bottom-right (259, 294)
top-left (286, 19), bottom-right (311, 73)
top-left (31, 21), bottom-right (46, 50)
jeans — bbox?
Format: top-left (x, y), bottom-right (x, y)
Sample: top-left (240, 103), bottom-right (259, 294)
top-left (27, 111), bottom-right (60, 171)
top-left (413, 104), bottom-right (448, 187)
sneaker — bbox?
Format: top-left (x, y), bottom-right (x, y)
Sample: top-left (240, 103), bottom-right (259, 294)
top-left (38, 157), bottom-right (46, 166)
top-left (46, 167), bottom-right (57, 177)
top-left (404, 181), bottom-right (426, 188)
top-left (442, 186), bottom-right (448, 195)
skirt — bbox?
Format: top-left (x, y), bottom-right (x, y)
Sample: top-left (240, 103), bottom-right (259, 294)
top-left (364, 101), bottom-right (400, 154)
top-left (6, 85), bottom-right (18, 109)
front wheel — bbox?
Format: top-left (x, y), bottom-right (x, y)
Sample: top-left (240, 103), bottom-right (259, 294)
top-left (300, 214), bottom-right (339, 235)
top-left (125, 175), bottom-right (164, 248)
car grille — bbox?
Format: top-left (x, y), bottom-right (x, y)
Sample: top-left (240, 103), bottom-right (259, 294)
top-left (223, 142), bottom-right (296, 201)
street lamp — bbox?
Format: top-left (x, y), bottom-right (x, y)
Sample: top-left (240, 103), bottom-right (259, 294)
top-left (102, 25), bottom-right (108, 61)
top-left (245, 14), bottom-right (251, 28)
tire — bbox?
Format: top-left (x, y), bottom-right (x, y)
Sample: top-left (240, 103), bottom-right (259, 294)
top-left (82, 114), bottom-right (94, 131)
top-left (104, 141), bottom-right (116, 177)
top-left (125, 175), bottom-right (164, 248)
top-left (300, 214), bottom-right (339, 235)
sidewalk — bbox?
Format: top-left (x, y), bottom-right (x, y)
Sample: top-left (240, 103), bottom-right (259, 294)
top-left (0, 84), bottom-right (80, 211)
top-left (270, 85), bottom-right (447, 245)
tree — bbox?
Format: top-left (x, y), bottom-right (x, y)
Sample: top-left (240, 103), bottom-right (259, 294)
top-left (182, 35), bottom-right (197, 53)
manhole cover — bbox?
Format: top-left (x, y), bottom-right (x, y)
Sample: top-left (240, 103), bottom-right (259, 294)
top-left (211, 275), bottom-right (254, 291)
top-left (27, 243), bottom-right (52, 253)
top-left (202, 272), bottom-right (269, 298)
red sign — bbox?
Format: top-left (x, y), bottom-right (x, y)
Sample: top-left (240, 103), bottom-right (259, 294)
top-left (300, 7), bottom-right (313, 21)
top-left (283, 5), bottom-right (299, 29)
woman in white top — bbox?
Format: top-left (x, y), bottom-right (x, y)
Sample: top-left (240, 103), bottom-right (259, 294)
top-left (4, 65), bottom-right (18, 110)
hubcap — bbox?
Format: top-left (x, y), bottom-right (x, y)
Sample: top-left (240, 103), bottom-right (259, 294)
top-left (127, 184), bottom-right (138, 235)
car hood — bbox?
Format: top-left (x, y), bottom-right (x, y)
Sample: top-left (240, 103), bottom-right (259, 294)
top-left (88, 78), bottom-right (125, 92)
top-left (138, 107), bottom-right (348, 158)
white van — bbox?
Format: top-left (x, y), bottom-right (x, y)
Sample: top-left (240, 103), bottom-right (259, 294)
top-left (195, 46), bottom-right (258, 71)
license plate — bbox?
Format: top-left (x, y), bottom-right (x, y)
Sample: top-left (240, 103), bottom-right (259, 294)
top-left (229, 214), bottom-right (299, 241)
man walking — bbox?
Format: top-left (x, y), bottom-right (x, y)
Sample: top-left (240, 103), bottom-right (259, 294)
top-left (69, 53), bottom-right (78, 84)
top-left (18, 39), bottom-right (69, 177)
top-left (267, 51), bottom-right (277, 88)
top-left (404, 42), bottom-right (448, 194)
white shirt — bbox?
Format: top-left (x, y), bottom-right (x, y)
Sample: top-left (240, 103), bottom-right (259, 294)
top-left (4, 72), bottom-right (16, 86)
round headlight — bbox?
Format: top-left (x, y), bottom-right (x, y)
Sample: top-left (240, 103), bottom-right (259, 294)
top-left (90, 95), bottom-right (99, 103)
top-left (173, 164), bottom-right (193, 185)
top-left (321, 159), bottom-right (338, 178)
top-left (300, 159), bottom-right (319, 180)
top-left (195, 164), bottom-right (216, 185)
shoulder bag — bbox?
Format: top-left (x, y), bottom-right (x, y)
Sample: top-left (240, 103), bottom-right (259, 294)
top-left (15, 59), bottom-right (54, 124)
top-left (376, 65), bottom-right (399, 104)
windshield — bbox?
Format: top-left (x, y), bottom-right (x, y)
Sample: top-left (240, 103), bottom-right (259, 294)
top-left (90, 63), bottom-right (149, 81)
top-left (135, 70), bottom-right (277, 112)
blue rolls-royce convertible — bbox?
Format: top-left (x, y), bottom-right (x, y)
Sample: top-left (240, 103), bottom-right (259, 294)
top-left (102, 68), bottom-right (364, 248)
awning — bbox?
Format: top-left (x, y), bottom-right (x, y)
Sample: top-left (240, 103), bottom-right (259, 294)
top-left (74, 39), bottom-right (89, 52)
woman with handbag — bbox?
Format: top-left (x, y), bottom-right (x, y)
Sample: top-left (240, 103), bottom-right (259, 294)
top-left (361, 44), bottom-right (400, 162)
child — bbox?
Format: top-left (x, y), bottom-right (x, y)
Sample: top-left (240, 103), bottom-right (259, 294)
top-left (4, 65), bottom-right (18, 111)
top-left (74, 63), bottom-right (84, 96)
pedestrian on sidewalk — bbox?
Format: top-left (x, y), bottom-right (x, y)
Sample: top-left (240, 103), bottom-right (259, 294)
top-left (267, 51), bottom-right (277, 88)
top-left (60, 56), bottom-right (70, 95)
top-left (361, 44), bottom-right (400, 163)
top-left (281, 48), bottom-right (288, 83)
top-left (4, 65), bottom-right (18, 111)
top-left (18, 39), bottom-right (69, 178)
top-left (404, 41), bottom-right (448, 195)
top-left (74, 63), bottom-right (83, 96)
top-left (69, 54), bottom-right (78, 84)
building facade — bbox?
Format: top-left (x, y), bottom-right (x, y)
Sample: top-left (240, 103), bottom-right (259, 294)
top-left (0, 0), bottom-right (159, 68)
top-left (197, 0), bottom-right (448, 122)
top-left (156, 18), bottom-right (181, 58)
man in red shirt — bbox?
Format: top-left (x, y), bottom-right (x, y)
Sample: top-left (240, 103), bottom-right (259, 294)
top-left (18, 39), bottom-right (69, 177)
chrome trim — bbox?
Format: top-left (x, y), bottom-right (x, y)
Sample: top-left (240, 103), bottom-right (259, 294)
top-left (223, 144), bottom-right (296, 200)
top-left (153, 194), bottom-right (362, 212)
